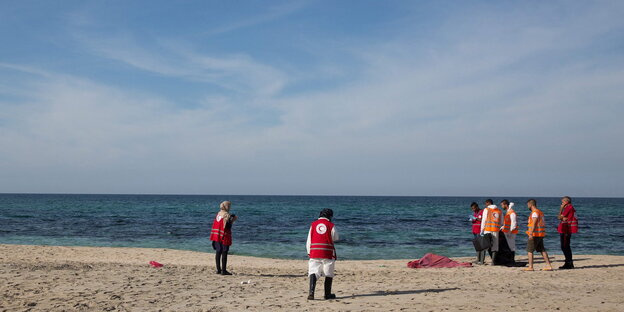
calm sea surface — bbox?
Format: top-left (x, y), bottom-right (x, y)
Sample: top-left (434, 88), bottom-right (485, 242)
top-left (1, 194), bottom-right (623, 260)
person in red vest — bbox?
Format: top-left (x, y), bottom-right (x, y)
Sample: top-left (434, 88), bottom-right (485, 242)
top-left (469, 202), bottom-right (486, 264)
top-left (523, 199), bottom-right (553, 271)
top-left (306, 208), bottom-right (339, 300)
top-left (210, 201), bottom-right (237, 275)
top-left (558, 196), bottom-right (578, 269)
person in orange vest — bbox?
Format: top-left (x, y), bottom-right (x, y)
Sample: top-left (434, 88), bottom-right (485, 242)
top-left (210, 201), bottom-right (237, 275)
top-left (306, 208), bottom-right (339, 300)
top-left (499, 199), bottom-right (518, 263)
top-left (523, 199), bottom-right (553, 271)
top-left (480, 199), bottom-right (503, 264)
top-left (558, 196), bottom-right (578, 269)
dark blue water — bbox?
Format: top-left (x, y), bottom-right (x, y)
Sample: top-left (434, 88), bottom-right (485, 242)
top-left (1, 194), bottom-right (622, 259)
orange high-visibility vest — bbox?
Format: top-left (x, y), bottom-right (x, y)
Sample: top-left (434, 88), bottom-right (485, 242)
top-left (502, 209), bottom-right (518, 234)
top-left (484, 207), bottom-right (502, 232)
top-left (526, 208), bottom-right (546, 237)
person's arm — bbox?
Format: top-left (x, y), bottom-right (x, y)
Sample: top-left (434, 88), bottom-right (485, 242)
top-left (306, 227), bottom-right (312, 255)
top-left (480, 208), bottom-right (488, 234)
top-left (561, 206), bottom-right (572, 221)
top-left (510, 212), bottom-right (517, 231)
top-left (331, 226), bottom-right (339, 242)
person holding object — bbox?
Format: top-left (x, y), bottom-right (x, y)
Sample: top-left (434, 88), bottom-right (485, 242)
top-left (500, 199), bottom-right (518, 263)
top-left (210, 201), bottom-right (238, 275)
top-left (306, 208), bottom-right (339, 300)
top-left (523, 199), bottom-right (553, 271)
top-left (470, 202), bottom-right (486, 264)
top-left (480, 199), bottom-right (502, 264)
top-left (558, 196), bottom-right (578, 269)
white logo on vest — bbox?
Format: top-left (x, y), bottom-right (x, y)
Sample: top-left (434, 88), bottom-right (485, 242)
top-left (316, 223), bottom-right (327, 235)
top-left (216, 215), bottom-right (223, 222)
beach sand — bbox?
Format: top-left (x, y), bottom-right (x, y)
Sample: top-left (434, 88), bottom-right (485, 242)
top-left (1, 244), bottom-right (623, 311)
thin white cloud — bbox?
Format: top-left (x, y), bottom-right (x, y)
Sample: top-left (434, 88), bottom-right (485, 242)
top-left (203, 1), bottom-right (308, 36)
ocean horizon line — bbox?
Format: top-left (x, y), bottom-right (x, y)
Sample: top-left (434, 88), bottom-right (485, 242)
top-left (2, 192), bottom-right (623, 199)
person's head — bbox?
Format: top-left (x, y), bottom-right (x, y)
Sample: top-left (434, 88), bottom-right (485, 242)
top-left (220, 201), bottom-right (231, 212)
top-left (527, 199), bottom-right (537, 210)
top-left (470, 202), bottom-right (480, 212)
top-left (561, 196), bottom-right (572, 205)
top-left (485, 199), bottom-right (493, 206)
top-left (319, 208), bottom-right (334, 221)
top-left (500, 199), bottom-right (510, 210)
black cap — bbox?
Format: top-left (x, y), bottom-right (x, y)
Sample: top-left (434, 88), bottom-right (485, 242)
top-left (319, 208), bottom-right (334, 220)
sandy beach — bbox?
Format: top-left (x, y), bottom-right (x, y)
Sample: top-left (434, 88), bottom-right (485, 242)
top-left (1, 244), bottom-right (623, 311)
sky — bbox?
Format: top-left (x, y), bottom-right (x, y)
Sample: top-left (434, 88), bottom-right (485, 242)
top-left (1, 0), bottom-right (623, 197)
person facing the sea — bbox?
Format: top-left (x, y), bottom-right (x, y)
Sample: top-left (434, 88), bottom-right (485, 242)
top-left (480, 199), bottom-right (502, 264)
top-left (306, 208), bottom-right (339, 300)
top-left (523, 199), bottom-right (553, 271)
top-left (558, 196), bottom-right (578, 269)
top-left (500, 199), bottom-right (518, 263)
top-left (470, 202), bottom-right (486, 264)
top-left (210, 201), bottom-right (237, 275)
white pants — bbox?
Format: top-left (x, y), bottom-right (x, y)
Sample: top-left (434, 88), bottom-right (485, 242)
top-left (504, 232), bottom-right (517, 252)
top-left (308, 258), bottom-right (335, 278)
top-left (485, 231), bottom-right (499, 252)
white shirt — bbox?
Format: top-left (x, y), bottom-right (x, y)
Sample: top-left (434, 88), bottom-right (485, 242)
top-left (306, 217), bottom-right (339, 255)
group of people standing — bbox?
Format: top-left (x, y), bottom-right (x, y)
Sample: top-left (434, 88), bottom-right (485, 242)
top-left (470, 196), bottom-right (578, 270)
top-left (209, 201), bottom-right (339, 300)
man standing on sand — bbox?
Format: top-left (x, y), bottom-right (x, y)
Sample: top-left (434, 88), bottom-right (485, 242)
top-left (523, 199), bottom-right (553, 271)
top-left (470, 202), bottom-right (486, 264)
top-left (306, 208), bottom-right (339, 300)
top-left (480, 199), bottom-right (502, 264)
top-left (500, 199), bottom-right (518, 263)
top-left (558, 196), bottom-right (578, 269)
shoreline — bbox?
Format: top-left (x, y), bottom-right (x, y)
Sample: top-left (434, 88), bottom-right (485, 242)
top-left (2, 244), bottom-right (624, 311)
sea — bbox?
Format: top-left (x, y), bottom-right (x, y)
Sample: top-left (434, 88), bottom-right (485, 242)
top-left (1, 194), bottom-right (623, 260)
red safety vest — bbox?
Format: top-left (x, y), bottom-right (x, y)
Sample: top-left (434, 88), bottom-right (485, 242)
top-left (558, 204), bottom-right (579, 234)
top-left (309, 219), bottom-right (336, 259)
top-left (210, 213), bottom-right (232, 246)
top-left (502, 209), bottom-right (518, 234)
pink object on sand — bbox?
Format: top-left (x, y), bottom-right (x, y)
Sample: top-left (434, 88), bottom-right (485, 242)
top-left (149, 261), bottom-right (163, 268)
top-left (407, 253), bottom-right (472, 269)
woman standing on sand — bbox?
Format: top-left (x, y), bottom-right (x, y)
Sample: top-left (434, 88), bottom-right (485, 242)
top-left (210, 201), bottom-right (237, 275)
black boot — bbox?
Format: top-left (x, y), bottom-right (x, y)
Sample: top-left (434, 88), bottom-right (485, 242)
top-left (491, 252), bottom-right (498, 265)
top-left (478, 250), bottom-right (486, 264)
top-left (511, 252), bottom-right (516, 264)
top-left (221, 252), bottom-right (232, 275)
top-left (324, 277), bottom-right (336, 300)
top-left (307, 275), bottom-right (317, 300)
top-left (215, 252), bottom-right (222, 274)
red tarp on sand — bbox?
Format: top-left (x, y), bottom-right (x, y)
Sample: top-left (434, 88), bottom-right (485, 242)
top-left (407, 253), bottom-right (472, 269)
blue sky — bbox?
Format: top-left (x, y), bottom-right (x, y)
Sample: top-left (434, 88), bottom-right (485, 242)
top-left (1, 0), bottom-right (623, 196)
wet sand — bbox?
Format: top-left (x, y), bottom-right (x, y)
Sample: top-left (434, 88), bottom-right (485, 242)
top-left (1, 244), bottom-right (623, 311)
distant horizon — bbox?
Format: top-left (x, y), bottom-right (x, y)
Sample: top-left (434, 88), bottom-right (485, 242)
top-left (2, 192), bottom-right (622, 199)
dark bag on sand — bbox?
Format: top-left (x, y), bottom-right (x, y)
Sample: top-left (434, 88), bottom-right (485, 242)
top-left (473, 233), bottom-right (492, 251)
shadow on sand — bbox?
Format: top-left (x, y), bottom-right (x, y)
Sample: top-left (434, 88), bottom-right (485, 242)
top-left (338, 287), bottom-right (459, 299)
top-left (243, 273), bottom-right (305, 278)
top-left (575, 263), bottom-right (624, 269)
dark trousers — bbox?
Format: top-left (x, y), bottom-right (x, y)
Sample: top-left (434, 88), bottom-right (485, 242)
top-left (560, 233), bottom-right (573, 264)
